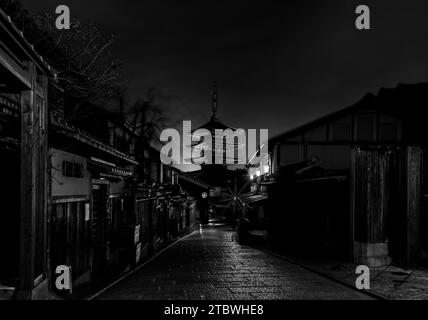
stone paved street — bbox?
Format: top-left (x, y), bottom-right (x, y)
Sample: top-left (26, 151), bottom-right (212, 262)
top-left (97, 225), bottom-right (373, 300)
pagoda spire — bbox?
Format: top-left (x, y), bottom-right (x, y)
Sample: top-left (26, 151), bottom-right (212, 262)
top-left (212, 81), bottom-right (218, 120)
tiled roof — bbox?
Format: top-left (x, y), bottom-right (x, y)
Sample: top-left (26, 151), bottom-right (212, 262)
top-left (51, 116), bottom-right (138, 165)
top-left (0, 8), bottom-right (54, 76)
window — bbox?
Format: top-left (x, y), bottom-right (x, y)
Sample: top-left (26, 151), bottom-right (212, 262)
top-left (306, 127), bottom-right (327, 142)
top-left (380, 123), bottom-right (399, 141)
top-left (331, 123), bottom-right (351, 141)
top-left (52, 200), bottom-right (90, 281)
top-left (355, 115), bottom-right (375, 141)
top-left (62, 161), bottom-right (84, 178)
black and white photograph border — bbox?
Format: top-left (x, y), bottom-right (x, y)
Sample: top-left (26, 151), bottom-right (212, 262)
top-left (1, 0), bottom-right (428, 305)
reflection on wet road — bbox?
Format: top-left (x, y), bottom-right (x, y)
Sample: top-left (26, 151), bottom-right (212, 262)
top-left (97, 225), bottom-right (372, 300)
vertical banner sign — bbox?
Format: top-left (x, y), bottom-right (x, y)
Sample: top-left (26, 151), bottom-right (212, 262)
top-left (136, 243), bottom-right (141, 264)
top-left (85, 203), bottom-right (90, 221)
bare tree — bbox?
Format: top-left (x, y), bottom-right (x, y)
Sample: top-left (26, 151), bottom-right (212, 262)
top-left (109, 85), bottom-right (128, 116)
top-left (32, 14), bottom-right (121, 117)
top-left (1, 1), bottom-right (122, 119)
top-left (0, 0), bottom-right (31, 31)
top-left (130, 88), bottom-right (173, 146)
top-left (125, 88), bottom-right (176, 182)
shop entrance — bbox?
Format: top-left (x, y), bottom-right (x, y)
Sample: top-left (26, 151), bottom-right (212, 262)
top-left (0, 148), bottom-right (20, 285)
top-left (91, 182), bottom-right (109, 274)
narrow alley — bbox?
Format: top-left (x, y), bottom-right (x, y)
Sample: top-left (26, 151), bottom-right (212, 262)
top-left (95, 225), bottom-right (373, 300)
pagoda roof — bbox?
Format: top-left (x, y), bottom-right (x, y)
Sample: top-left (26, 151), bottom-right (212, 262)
top-left (193, 116), bottom-right (236, 133)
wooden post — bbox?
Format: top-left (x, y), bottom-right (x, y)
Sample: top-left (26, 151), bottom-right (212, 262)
top-left (16, 63), bottom-right (49, 299)
top-left (349, 147), bottom-right (356, 261)
top-left (17, 62), bottom-right (37, 299)
top-left (274, 143), bottom-right (280, 173)
top-left (404, 146), bottom-right (423, 267)
top-left (353, 147), bottom-right (392, 267)
top-left (40, 76), bottom-right (50, 292)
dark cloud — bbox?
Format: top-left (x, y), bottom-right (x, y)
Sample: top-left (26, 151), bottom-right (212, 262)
top-left (20, 0), bottom-right (428, 137)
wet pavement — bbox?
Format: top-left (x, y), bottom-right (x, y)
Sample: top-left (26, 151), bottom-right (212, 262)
top-left (96, 225), bottom-right (373, 300)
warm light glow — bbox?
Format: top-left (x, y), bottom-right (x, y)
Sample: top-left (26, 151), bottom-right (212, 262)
top-left (250, 174), bottom-right (254, 180)
top-left (256, 170), bottom-right (261, 177)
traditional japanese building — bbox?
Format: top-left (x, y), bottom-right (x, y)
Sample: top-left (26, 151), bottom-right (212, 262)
top-left (266, 84), bottom-right (428, 268)
top-left (0, 4), bottom-right (201, 300)
top-left (0, 8), bottom-right (54, 299)
top-left (190, 83), bottom-right (246, 185)
top-left (48, 88), bottom-right (140, 291)
top-left (180, 84), bottom-right (252, 223)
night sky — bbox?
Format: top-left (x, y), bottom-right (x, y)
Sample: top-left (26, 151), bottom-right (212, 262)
top-left (21, 0), bottom-right (428, 138)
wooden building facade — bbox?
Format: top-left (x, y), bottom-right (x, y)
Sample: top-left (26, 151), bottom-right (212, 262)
top-left (0, 8), bottom-right (54, 298)
top-left (0, 6), bottom-right (201, 299)
top-left (48, 85), bottom-right (199, 296)
top-left (268, 87), bottom-right (427, 268)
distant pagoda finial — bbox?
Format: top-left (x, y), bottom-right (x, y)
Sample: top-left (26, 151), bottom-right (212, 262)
top-left (212, 81), bottom-right (218, 119)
